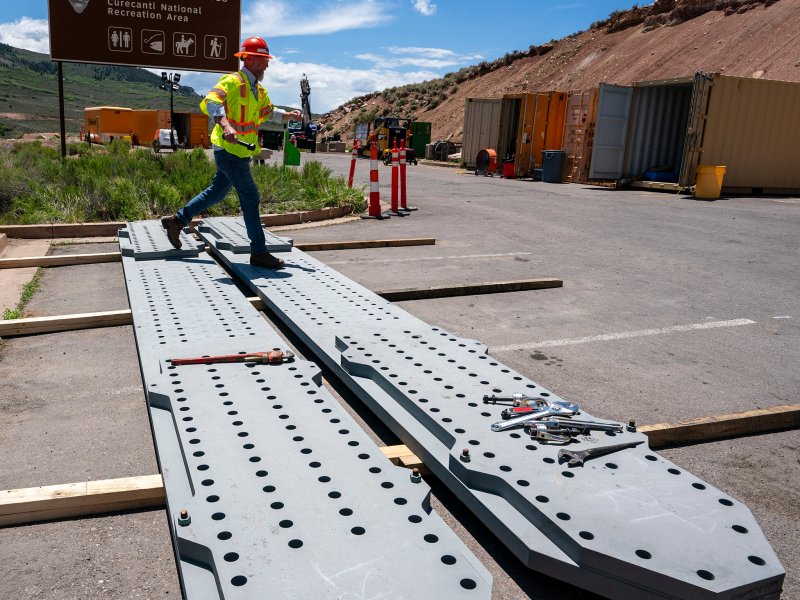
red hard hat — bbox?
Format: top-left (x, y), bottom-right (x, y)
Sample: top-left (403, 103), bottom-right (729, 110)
top-left (234, 36), bottom-right (273, 59)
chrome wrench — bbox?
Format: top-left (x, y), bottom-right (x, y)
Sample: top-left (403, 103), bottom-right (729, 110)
top-left (491, 400), bottom-right (579, 432)
top-left (558, 440), bottom-right (645, 467)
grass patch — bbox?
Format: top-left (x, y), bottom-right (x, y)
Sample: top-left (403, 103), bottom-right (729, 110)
top-left (0, 141), bottom-right (366, 224)
top-left (3, 267), bottom-right (43, 320)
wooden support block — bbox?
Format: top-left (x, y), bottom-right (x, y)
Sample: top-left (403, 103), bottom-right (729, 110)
top-left (641, 405), bottom-right (800, 449)
top-left (247, 296), bottom-right (265, 311)
top-left (0, 310), bottom-right (132, 337)
top-left (379, 444), bottom-right (425, 471)
top-left (378, 278), bottom-right (563, 302)
top-left (0, 475), bottom-right (164, 526)
top-left (296, 238), bottom-right (436, 252)
top-left (0, 252), bottom-right (121, 269)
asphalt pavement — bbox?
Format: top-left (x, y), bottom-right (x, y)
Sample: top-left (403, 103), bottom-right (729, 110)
top-left (0, 150), bottom-right (797, 599)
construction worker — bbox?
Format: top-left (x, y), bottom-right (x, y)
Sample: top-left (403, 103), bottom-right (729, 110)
top-left (161, 36), bottom-right (301, 268)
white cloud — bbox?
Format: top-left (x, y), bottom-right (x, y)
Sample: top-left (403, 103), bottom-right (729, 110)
top-left (412, 0), bottom-right (437, 16)
top-left (385, 46), bottom-right (483, 61)
top-left (356, 46), bottom-right (482, 69)
top-left (0, 17), bottom-right (49, 53)
top-left (244, 0), bottom-right (391, 37)
top-left (354, 52), bottom-right (462, 69)
top-left (178, 58), bottom-right (438, 113)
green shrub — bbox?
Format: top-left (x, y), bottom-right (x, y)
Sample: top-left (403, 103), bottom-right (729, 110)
top-left (0, 141), bottom-right (363, 224)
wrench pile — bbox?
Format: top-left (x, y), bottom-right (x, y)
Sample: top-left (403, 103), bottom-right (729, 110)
top-left (486, 393), bottom-right (625, 444)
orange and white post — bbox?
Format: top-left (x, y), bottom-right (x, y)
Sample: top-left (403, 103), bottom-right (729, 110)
top-left (362, 135), bottom-right (385, 219)
top-left (398, 139), bottom-right (417, 212)
top-left (347, 139), bottom-right (358, 188)
top-left (390, 140), bottom-right (401, 215)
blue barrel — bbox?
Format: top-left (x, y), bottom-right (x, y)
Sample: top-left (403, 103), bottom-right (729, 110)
top-left (542, 150), bottom-right (566, 183)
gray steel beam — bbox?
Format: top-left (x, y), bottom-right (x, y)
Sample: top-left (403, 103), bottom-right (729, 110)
top-left (120, 220), bottom-right (492, 599)
top-left (198, 217), bottom-right (785, 600)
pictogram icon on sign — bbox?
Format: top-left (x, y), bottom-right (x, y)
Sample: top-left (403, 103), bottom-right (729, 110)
top-left (204, 35), bottom-right (226, 60)
top-left (173, 32), bottom-right (196, 57)
top-left (109, 27), bottom-right (133, 52)
top-left (142, 30), bottom-right (165, 54)
top-left (66, 0), bottom-right (90, 13)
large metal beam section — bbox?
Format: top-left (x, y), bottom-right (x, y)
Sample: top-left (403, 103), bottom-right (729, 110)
top-left (120, 221), bottom-right (492, 599)
top-left (198, 220), bottom-right (785, 600)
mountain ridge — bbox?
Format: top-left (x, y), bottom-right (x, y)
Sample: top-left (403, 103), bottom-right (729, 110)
top-left (317, 0), bottom-right (800, 143)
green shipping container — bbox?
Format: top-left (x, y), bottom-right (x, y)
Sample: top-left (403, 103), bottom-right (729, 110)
top-left (411, 121), bottom-right (431, 159)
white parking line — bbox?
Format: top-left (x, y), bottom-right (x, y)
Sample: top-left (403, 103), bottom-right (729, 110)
top-left (491, 318), bottom-right (757, 353)
top-left (326, 252), bottom-right (532, 265)
top-left (772, 316), bottom-right (792, 319)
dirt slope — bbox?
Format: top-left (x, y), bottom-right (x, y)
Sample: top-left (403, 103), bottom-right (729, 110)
top-left (318, 0), bottom-right (800, 143)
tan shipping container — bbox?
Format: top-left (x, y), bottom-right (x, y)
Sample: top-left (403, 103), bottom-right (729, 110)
top-left (691, 74), bottom-right (800, 192)
top-left (590, 73), bottom-right (800, 193)
top-left (460, 98), bottom-right (502, 168)
top-left (562, 90), bottom-right (598, 183)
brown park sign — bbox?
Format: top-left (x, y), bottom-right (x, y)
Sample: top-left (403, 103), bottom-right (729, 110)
top-left (48, 0), bottom-right (240, 72)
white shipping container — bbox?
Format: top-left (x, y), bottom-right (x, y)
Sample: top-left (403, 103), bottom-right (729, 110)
top-left (461, 98), bottom-right (502, 168)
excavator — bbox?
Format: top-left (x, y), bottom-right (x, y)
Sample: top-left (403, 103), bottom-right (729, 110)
top-left (287, 74), bottom-right (318, 153)
top-left (257, 75), bottom-right (318, 152)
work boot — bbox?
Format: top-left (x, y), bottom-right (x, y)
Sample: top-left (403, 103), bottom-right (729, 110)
top-left (250, 252), bottom-right (285, 269)
top-left (160, 215), bottom-right (183, 249)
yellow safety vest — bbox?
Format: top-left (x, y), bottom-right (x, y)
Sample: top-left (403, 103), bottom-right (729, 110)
top-left (200, 71), bottom-right (274, 158)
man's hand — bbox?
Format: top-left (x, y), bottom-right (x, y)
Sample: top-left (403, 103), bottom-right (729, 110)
top-left (284, 110), bottom-right (302, 122)
top-left (215, 116), bottom-right (238, 143)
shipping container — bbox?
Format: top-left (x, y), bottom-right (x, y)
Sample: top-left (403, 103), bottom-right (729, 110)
top-left (87, 107), bottom-right (209, 148)
top-left (589, 73), bottom-right (800, 193)
top-left (84, 107), bottom-right (134, 142)
top-left (410, 121), bottom-right (432, 161)
top-left (130, 109), bottom-right (169, 146)
top-left (460, 98), bottom-right (501, 168)
top-left (562, 89), bottom-right (598, 183)
top-left (496, 92), bottom-right (568, 178)
top-left (187, 112), bottom-right (211, 148)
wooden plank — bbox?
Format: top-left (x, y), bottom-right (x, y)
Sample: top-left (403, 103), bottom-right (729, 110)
top-left (0, 239), bottom-right (435, 269)
top-left (0, 252), bottom-right (121, 269)
top-left (5, 405), bottom-right (799, 525)
top-left (0, 208), bottom-right (355, 240)
top-left (296, 238), bottom-right (436, 252)
top-left (641, 405), bottom-right (800, 449)
top-left (0, 310), bottom-right (132, 337)
top-left (378, 278), bottom-right (563, 301)
top-left (0, 298), bottom-right (263, 337)
top-left (0, 475), bottom-right (164, 526)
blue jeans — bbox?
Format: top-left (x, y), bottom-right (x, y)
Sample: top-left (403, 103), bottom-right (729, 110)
top-left (176, 149), bottom-right (266, 253)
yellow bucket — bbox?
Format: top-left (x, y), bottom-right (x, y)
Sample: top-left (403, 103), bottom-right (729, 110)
top-left (695, 165), bottom-right (726, 199)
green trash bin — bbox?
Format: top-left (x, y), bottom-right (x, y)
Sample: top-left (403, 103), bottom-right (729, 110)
top-left (542, 150), bottom-right (566, 183)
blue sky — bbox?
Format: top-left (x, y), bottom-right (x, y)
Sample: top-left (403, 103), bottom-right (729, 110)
top-left (0, 0), bottom-right (644, 112)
